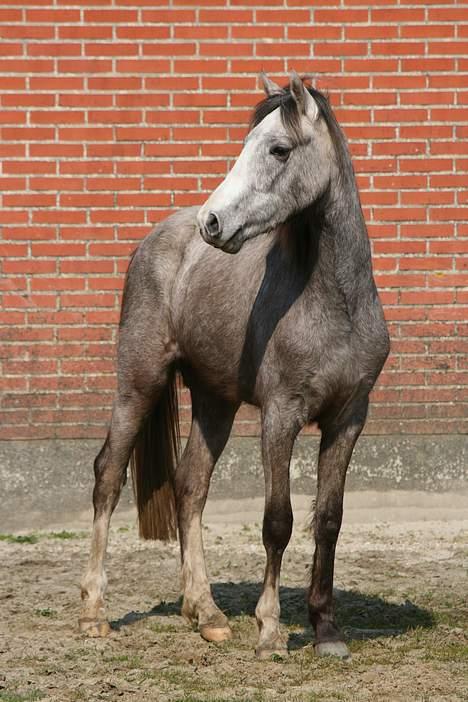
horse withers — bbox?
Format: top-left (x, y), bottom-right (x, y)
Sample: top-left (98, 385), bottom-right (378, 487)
top-left (79, 72), bottom-right (390, 660)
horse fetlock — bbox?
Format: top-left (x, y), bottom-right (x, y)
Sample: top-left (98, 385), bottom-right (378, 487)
top-left (255, 631), bottom-right (288, 660)
top-left (182, 594), bottom-right (230, 638)
top-left (200, 620), bottom-right (232, 643)
top-left (315, 640), bottom-right (351, 660)
top-left (79, 616), bottom-right (111, 638)
top-left (255, 613), bottom-right (284, 657)
top-left (181, 598), bottom-right (198, 627)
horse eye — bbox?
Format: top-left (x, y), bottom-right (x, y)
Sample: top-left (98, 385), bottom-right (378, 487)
top-left (270, 145), bottom-right (291, 161)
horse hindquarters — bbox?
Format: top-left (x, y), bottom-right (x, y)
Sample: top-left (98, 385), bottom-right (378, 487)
top-left (80, 246), bottom-right (179, 636)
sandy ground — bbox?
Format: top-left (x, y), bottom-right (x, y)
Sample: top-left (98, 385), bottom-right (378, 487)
top-left (0, 492), bottom-right (467, 702)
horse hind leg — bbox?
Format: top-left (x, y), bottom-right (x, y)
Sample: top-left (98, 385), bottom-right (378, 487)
top-left (79, 360), bottom-right (175, 636)
top-left (79, 389), bottom-right (152, 636)
top-left (175, 390), bottom-right (237, 643)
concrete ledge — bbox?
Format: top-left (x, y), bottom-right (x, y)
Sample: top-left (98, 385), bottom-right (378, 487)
top-left (0, 435), bottom-right (466, 531)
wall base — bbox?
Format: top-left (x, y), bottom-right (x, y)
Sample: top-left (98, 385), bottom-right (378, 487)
top-left (0, 435), bottom-right (465, 531)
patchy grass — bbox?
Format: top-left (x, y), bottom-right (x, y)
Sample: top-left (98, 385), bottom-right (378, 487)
top-left (149, 621), bottom-right (182, 634)
top-left (34, 608), bottom-right (57, 618)
top-left (46, 530), bottom-right (86, 540)
top-left (1, 514), bottom-right (467, 701)
top-left (0, 530), bottom-right (85, 544)
top-left (0, 691), bottom-right (45, 702)
top-left (101, 653), bottom-right (143, 668)
top-left (0, 534), bottom-right (39, 545)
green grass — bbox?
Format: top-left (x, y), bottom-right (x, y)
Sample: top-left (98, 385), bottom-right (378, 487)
top-left (149, 621), bottom-right (181, 634)
top-left (172, 695), bottom-right (266, 702)
top-left (0, 690), bottom-right (45, 702)
top-left (34, 608), bottom-right (57, 618)
top-left (0, 530), bottom-right (85, 544)
top-left (46, 530), bottom-right (85, 540)
top-left (0, 534), bottom-right (39, 544)
top-left (101, 653), bottom-right (143, 668)
top-left (423, 642), bottom-right (468, 662)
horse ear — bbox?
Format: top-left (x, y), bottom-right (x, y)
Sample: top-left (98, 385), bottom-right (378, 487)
top-left (259, 72), bottom-right (282, 97)
top-left (290, 71), bottom-right (318, 121)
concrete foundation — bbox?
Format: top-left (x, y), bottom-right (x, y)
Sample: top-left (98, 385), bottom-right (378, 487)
top-left (0, 434), bottom-right (466, 531)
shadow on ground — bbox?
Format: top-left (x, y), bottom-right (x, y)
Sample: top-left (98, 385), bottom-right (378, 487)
top-left (111, 582), bottom-right (434, 649)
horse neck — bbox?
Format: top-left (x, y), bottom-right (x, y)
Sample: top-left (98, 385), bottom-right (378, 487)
top-left (322, 174), bottom-right (377, 319)
top-left (280, 175), bottom-right (379, 326)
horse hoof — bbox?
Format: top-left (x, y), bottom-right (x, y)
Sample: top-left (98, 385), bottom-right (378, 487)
top-left (315, 641), bottom-right (351, 660)
top-left (79, 617), bottom-right (111, 638)
top-left (200, 623), bottom-right (232, 643)
top-left (255, 641), bottom-right (288, 660)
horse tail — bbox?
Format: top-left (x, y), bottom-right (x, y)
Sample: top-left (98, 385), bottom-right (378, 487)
top-left (130, 370), bottom-right (181, 541)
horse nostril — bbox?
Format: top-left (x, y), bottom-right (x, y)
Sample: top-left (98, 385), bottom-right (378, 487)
top-left (205, 211), bottom-right (221, 238)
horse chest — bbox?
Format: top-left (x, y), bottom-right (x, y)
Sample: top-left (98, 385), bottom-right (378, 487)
top-left (256, 309), bottom-right (361, 406)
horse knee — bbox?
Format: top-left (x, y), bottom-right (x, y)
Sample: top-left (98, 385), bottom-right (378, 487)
top-left (263, 504), bottom-right (293, 552)
top-left (314, 508), bottom-right (342, 544)
top-left (92, 440), bottom-right (126, 514)
top-left (93, 440), bottom-right (110, 480)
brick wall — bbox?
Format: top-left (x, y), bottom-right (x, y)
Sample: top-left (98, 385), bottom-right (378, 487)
top-left (0, 2), bottom-right (467, 440)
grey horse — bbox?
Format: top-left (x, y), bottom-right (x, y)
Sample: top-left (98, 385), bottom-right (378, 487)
top-left (80, 72), bottom-right (390, 660)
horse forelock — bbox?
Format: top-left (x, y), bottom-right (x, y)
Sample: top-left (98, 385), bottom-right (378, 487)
top-left (249, 89), bottom-right (304, 144)
top-left (249, 82), bottom-right (352, 179)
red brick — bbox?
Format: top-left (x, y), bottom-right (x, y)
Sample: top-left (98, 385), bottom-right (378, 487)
top-left (400, 158), bottom-right (453, 173)
top-left (402, 58), bottom-right (455, 72)
top-left (83, 9), bottom-right (137, 23)
top-left (401, 24), bottom-right (455, 39)
top-left (27, 42), bottom-right (81, 56)
top-left (372, 41), bottom-right (425, 56)
top-left (143, 42), bottom-right (197, 56)
top-left (58, 59), bottom-right (113, 73)
top-left (344, 58), bottom-right (399, 73)
top-left (2, 127), bottom-right (55, 141)
top-left (141, 12), bottom-right (194, 28)
top-left (401, 191), bottom-right (454, 205)
top-left (0, 59), bottom-right (53, 72)
top-left (59, 25), bottom-right (113, 40)
top-left (346, 25), bottom-right (397, 40)
top-left (400, 224), bottom-right (454, 238)
top-left (4, 193), bottom-right (56, 207)
top-left (0, 9), bottom-right (22, 21)
top-left (26, 9), bottom-right (80, 22)
top-left (85, 43), bottom-right (139, 57)
top-left (30, 177), bottom-right (84, 191)
top-left (116, 59), bottom-right (171, 73)
top-left (30, 77), bottom-right (84, 91)
top-left (4, 160), bottom-right (56, 174)
top-left (371, 8), bottom-right (424, 22)
top-left (117, 26), bottom-right (171, 40)
top-left (400, 257), bottom-right (453, 271)
top-left (315, 8), bottom-right (368, 22)
top-left (30, 110), bottom-right (85, 124)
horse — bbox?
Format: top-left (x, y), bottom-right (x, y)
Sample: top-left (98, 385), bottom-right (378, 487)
top-left (79, 71), bottom-right (390, 660)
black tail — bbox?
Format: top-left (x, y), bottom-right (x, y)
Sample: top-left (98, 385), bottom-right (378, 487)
top-left (130, 371), bottom-right (180, 541)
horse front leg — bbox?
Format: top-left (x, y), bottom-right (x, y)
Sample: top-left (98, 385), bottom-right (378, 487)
top-left (309, 402), bottom-right (368, 659)
top-left (176, 392), bottom-right (236, 643)
top-left (255, 406), bottom-right (299, 659)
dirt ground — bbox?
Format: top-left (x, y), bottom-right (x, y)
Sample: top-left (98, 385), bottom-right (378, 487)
top-left (0, 493), bottom-right (467, 702)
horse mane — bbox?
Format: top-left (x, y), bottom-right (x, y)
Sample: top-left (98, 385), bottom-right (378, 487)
top-left (249, 80), bottom-right (353, 186)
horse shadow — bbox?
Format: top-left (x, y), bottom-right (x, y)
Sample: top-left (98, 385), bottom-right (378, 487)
top-left (111, 581), bottom-right (434, 648)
